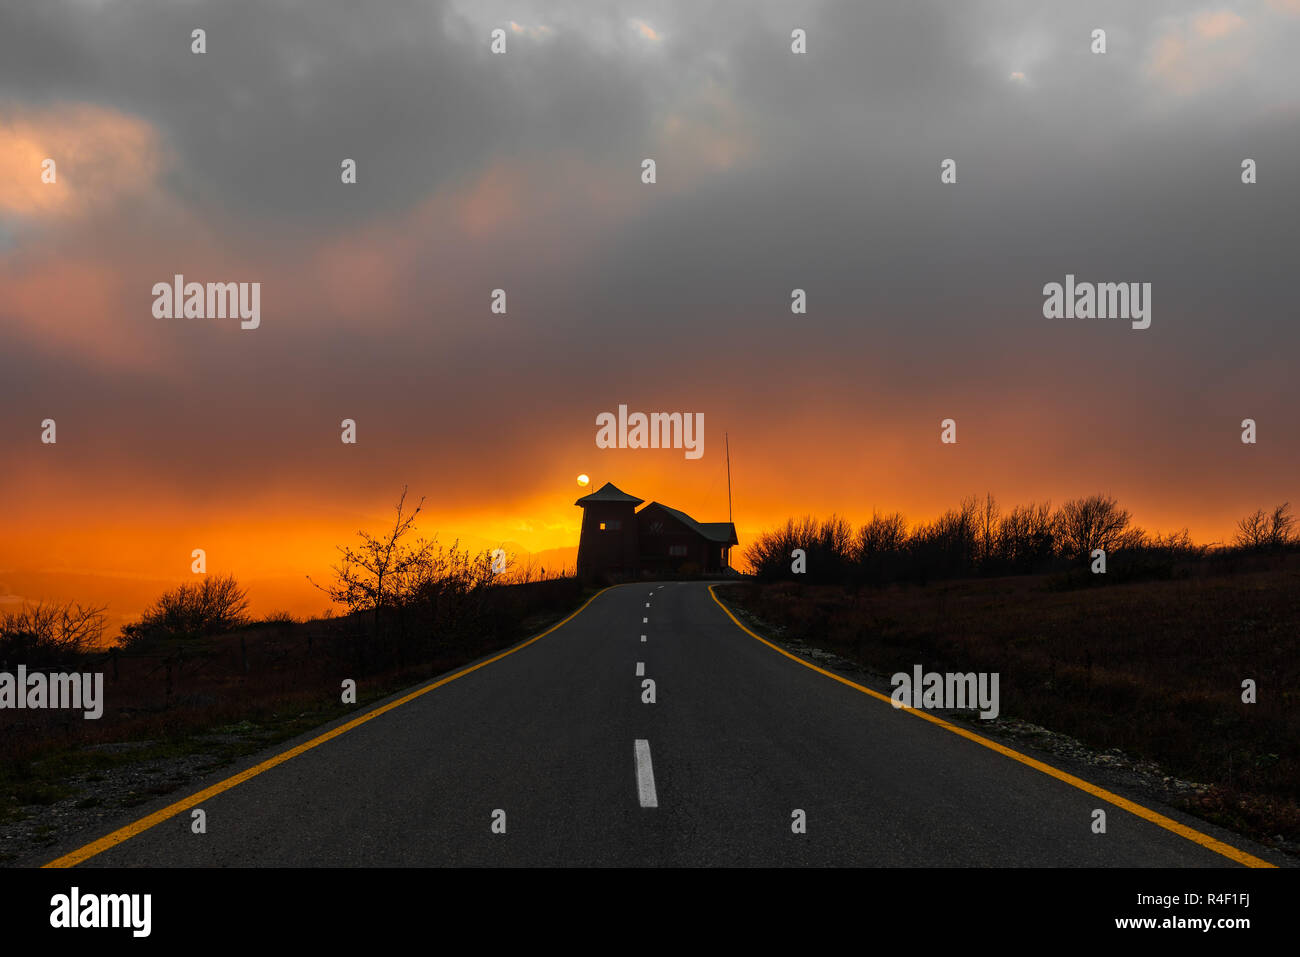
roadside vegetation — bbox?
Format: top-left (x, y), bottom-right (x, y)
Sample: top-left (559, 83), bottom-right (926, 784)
top-left (0, 488), bottom-right (584, 859)
top-left (722, 495), bottom-right (1300, 851)
top-left (744, 494), bottom-right (1294, 586)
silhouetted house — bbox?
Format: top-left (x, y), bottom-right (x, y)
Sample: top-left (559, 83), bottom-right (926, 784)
top-left (574, 482), bottom-right (644, 578)
top-left (575, 482), bottom-right (738, 578)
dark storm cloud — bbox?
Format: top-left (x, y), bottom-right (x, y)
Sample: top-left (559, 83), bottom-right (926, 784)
top-left (1, 0), bottom-right (1298, 535)
top-left (555, 0), bottom-right (1300, 378)
top-left (0, 0), bottom-right (658, 225)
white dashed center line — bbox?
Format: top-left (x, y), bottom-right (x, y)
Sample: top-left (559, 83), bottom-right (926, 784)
top-left (634, 739), bottom-right (658, 808)
top-left (636, 661), bottom-right (645, 676)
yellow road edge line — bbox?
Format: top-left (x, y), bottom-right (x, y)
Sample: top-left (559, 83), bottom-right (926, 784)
top-left (42, 586), bottom-right (613, 868)
top-left (708, 584), bottom-right (1275, 869)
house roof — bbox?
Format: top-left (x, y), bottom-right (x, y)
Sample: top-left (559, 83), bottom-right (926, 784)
top-left (698, 522), bottom-right (740, 546)
top-left (642, 502), bottom-right (738, 545)
top-left (575, 481), bottom-right (644, 507)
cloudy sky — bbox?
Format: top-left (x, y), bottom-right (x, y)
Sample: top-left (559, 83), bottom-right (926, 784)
top-left (2, 0), bottom-right (1298, 624)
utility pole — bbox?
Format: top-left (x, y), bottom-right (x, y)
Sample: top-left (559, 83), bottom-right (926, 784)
top-left (725, 432), bottom-right (733, 525)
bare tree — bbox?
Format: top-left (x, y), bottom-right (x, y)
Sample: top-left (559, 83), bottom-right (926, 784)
top-left (122, 574), bottom-right (250, 644)
top-left (1234, 508), bottom-right (1269, 549)
top-left (856, 510), bottom-right (908, 558)
top-left (1146, 527), bottom-right (1198, 557)
top-left (744, 516), bottom-right (813, 580)
top-left (997, 501), bottom-right (1057, 569)
top-left (1236, 502), bottom-right (1296, 549)
top-left (744, 514), bottom-right (855, 583)
top-left (1, 600), bottom-right (106, 663)
top-left (907, 496), bottom-right (981, 577)
top-left (976, 492), bottom-right (999, 566)
top-left (310, 487), bottom-right (437, 621)
top-left (1268, 502), bottom-right (1295, 547)
top-left (1056, 494), bottom-right (1132, 558)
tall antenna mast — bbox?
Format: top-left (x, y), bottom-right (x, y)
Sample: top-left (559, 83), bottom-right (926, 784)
top-left (725, 432), bottom-right (733, 525)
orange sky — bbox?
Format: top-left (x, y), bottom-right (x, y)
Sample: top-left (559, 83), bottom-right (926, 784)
top-left (3, 4), bottom-right (1298, 636)
top-left (2, 426), bottom-right (1290, 636)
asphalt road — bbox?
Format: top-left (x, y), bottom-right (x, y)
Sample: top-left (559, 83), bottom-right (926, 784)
top-left (50, 581), bottom-right (1282, 866)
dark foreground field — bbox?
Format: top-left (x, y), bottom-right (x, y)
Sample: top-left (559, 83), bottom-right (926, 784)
top-left (717, 554), bottom-right (1300, 850)
top-left (0, 578), bottom-right (584, 863)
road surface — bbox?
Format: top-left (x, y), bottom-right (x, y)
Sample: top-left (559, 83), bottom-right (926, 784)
top-left (45, 582), bottom-right (1281, 867)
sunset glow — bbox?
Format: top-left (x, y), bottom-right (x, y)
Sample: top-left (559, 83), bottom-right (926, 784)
top-left (3, 1), bottom-right (1298, 638)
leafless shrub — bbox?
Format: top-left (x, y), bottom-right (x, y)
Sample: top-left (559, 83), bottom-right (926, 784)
top-left (121, 574), bottom-right (250, 645)
top-left (1235, 503), bottom-right (1294, 550)
top-left (0, 600), bottom-right (106, 664)
top-left (1055, 494), bottom-right (1133, 558)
